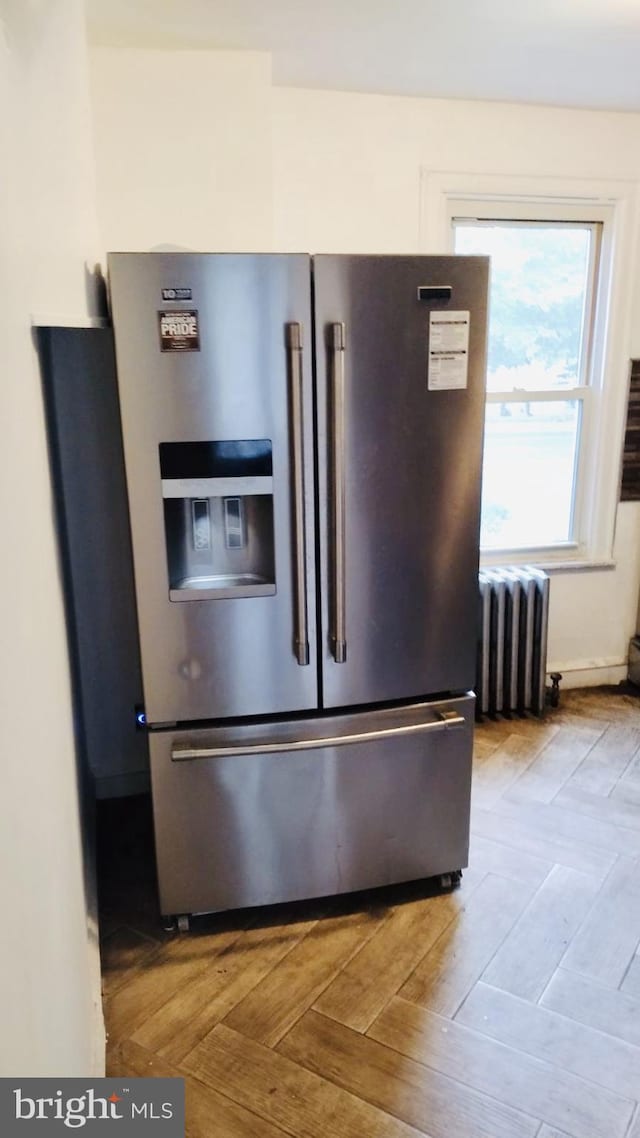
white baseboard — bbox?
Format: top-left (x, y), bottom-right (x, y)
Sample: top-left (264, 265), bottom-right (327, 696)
top-left (90, 999), bottom-right (106, 1077)
top-left (547, 660), bottom-right (628, 689)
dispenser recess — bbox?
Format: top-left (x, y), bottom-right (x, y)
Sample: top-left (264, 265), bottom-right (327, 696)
top-left (159, 440), bottom-right (276, 600)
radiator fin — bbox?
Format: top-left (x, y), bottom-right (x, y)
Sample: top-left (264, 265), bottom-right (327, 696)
top-left (477, 567), bottom-right (550, 718)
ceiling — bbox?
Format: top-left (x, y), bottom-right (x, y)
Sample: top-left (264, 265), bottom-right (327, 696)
top-left (86, 0), bottom-right (640, 113)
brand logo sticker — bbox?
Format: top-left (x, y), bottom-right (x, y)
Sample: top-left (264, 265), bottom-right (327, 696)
top-left (158, 310), bottom-right (200, 353)
top-left (162, 288), bottom-right (192, 301)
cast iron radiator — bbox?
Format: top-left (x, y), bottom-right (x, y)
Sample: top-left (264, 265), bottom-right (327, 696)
top-left (477, 567), bottom-right (550, 718)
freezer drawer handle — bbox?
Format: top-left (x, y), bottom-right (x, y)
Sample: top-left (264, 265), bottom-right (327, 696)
top-left (170, 710), bottom-right (466, 761)
top-left (286, 322), bottom-right (310, 666)
top-left (330, 321), bottom-right (347, 664)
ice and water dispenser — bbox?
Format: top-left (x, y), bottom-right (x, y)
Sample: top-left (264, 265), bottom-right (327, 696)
top-left (160, 440), bottom-right (276, 600)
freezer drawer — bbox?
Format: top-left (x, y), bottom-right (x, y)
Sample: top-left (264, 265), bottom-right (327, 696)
top-left (148, 694), bottom-right (474, 918)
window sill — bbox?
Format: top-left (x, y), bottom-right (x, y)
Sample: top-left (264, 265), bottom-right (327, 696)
top-left (479, 556), bottom-right (616, 574)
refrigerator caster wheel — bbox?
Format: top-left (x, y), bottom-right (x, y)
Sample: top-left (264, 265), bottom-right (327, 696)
top-left (176, 915), bottom-right (190, 933)
top-left (439, 870), bottom-right (462, 892)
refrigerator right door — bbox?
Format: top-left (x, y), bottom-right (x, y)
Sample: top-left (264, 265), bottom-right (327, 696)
top-left (314, 255), bottom-right (488, 709)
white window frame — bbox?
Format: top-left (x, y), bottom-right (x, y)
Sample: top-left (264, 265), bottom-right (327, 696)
top-left (420, 171), bottom-right (639, 569)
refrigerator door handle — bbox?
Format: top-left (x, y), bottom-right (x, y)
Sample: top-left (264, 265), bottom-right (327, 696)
top-left (171, 710), bottom-right (466, 761)
top-left (286, 322), bottom-right (310, 666)
top-left (330, 322), bottom-right (347, 663)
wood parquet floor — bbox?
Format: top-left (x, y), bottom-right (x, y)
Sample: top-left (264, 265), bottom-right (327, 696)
top-left (98, 687), bottom-right (640, 1138)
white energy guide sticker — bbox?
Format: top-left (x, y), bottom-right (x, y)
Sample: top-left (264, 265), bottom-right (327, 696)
top-left (428, 310), bottom-right (470, 390)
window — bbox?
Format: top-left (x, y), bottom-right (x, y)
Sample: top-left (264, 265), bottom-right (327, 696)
top-left (421, 172), bottom-right (637, 568)
top-left (453, 218), bottom-right (600, 553)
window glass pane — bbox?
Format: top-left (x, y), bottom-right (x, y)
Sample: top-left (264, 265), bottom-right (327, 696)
top-left (481, 400), bottom-right (580, 549)
top-left (454, 222), bottom-right (591, 393)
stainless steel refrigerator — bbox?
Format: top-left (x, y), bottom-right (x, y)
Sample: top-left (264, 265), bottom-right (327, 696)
top-left (108, 252), bottom-right (488, 926)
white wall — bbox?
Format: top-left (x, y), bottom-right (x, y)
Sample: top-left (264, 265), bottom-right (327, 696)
top-left (272, 90), bottom-right (640, 250)
top-left (88, 48), bottom-right (640, 686)
top-left (0, 0), bottom-right (104, 1075)
top-left (90, 48), bottom-right (273, 254)
top-left (271, 88), bottom-right (640, 686)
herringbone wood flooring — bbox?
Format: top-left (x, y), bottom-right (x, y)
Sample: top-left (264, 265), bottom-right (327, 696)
top-left (99, 688), bottom-right (640, 1138)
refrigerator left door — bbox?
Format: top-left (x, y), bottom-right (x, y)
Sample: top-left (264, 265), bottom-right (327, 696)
top-left (108, 253), bottom-right (318, 724)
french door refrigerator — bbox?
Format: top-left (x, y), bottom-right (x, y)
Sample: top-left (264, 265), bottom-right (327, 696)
top-left (108, 252), bottom-right (488, 926)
